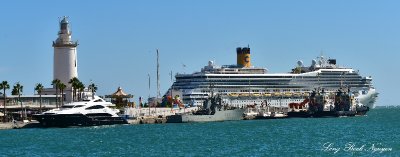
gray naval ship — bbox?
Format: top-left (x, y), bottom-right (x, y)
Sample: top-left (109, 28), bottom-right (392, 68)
top-left (166, 93), bottom-right (245, 123)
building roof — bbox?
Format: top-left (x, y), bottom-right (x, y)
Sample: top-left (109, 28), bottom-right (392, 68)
top-left (113, 87), bottom-right (128, 96)
top-left (105, 87), bottom-right (133, 98)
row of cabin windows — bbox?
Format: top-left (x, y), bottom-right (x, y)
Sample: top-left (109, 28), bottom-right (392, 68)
top-left (231, 99), bottom-right (303, 103)
top-left (199, 89), bottom-right (316, 93)
top-left (195, 87), bottom-right (368, 94)
top-left (86, 105), bottom-right (105, 110)
top-left (61, 105), bottom-right (105, 110)
top-left (176, 76), bottom-right (362, 82)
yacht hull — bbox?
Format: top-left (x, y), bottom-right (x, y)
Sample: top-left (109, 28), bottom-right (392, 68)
top-left (33, 114), bottom-right (128, 127)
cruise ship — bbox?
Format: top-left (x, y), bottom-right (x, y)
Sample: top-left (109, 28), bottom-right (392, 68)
top-left (166, 47), bottom-right (378, 109)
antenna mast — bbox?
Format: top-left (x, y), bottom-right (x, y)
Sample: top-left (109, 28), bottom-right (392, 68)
top-left (157, 49), bottom-right (160, 99)
top-left (148, 74), bottom-right (150, 99)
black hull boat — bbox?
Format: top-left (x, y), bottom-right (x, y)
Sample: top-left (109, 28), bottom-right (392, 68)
top-left (287, 111), bottom-right (310, 118)
top-left (34, 114), bottom-right (128, 127)
top-left (287, 110), bottom-right (357, 118)
top-left (308, 111), bottom-right (356, 118)
top-left (355, 106), bottom-right (369, 116)
top-left (33, 96), bottom-right (128, 127)
top-left (287, 88), bottom-right (369, 118)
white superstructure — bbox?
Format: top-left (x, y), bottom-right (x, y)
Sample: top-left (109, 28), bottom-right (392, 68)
top-left (41, 96), bottom-right (119, 117)
top-left (53, 16), bottom-right (78, 102)
top-left (166, 47), bottom-right (378, 109)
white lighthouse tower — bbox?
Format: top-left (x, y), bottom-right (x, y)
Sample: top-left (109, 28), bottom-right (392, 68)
top-left (53, 16), bottom-right (78, 102)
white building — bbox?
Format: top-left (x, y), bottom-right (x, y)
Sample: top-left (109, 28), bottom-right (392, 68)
top-left (43, 16), bottom-right (79, 102)
top-left (53, 16), bottom-right (78, 87)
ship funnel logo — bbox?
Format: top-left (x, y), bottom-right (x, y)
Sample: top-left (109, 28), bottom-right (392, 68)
top-left (236, 47), bottom-right (251, 68)
top-left (244, 56), bottom-right (250, 63)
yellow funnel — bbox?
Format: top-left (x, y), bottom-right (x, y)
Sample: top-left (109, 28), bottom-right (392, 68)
top-left (236, 47), bottom-right (251, 68)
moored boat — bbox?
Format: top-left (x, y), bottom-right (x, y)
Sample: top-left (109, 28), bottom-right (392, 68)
top-left (33, 96), bottom-right (128, 127)
top-left (166, 93), bottom-right (245, 123)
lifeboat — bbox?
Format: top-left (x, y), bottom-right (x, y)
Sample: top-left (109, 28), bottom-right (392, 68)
top-left (242, 93), bottom-right (250, 97)
top-left (273, 92), bottom-right (282, 97)
top-left (253, 93), bottom-right (261, 97)
top-left (264, 93), bottom-right (272, 97)
top-left (284, 92), bottom-right (292, 97)
top-left (229, 93), bottom-right (239, 97)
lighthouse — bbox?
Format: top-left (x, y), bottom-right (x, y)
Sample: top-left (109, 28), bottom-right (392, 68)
top-left (53, 16), bottom-right (78, 102)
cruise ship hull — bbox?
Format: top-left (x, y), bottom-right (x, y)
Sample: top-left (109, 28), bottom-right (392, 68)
top-left (33, 114), bottom-right (128, 127)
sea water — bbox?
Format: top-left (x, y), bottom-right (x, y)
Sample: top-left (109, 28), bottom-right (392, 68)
top-left (0, 108), bottom-right (398, 156)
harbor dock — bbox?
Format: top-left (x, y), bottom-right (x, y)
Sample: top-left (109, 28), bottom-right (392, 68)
top-left (0, 120), bottom-right (41, 129)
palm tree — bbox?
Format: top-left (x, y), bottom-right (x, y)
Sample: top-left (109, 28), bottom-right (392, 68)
top-left (0, 81), bottom-right (10, 123)
top-left (88, 83), bottom-right (98, 99)
top-left (34, 83), bottom-right (44, 113)
top-left (58, 83), bottom-right (66, 106)
top-left (51, 79), bottom-right (61, 108)
top-left (68, 77), bottom-right (80, 102)
top-left (12, 82), bottom-right (23, 120)
top-left (77, 82), bottom-right (85, 101)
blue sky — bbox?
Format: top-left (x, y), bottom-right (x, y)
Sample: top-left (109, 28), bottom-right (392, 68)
top-left (0, 0), bottom-right (399, 106)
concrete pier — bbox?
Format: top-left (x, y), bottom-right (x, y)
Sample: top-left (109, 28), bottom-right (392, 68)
top-left (132, 116), bottom-right (167, 124)
top-left (124, 107), bottom-right (198, 118)
top-left (0, 121), bottom-right (41, 129)
top-left (0, 123), bottom-right (15, 130)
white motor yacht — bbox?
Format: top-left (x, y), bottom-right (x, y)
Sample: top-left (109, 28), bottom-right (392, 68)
top-left (33, 96), bottom-right (128, 127)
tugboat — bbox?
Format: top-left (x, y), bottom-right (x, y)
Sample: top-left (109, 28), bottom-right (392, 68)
top-left (287, 88), bottom-right (370, 118)
top-left (308, 88), bottom-right (357, 117)
top-left (166, 92), bottom-right (245, 123)
top-left (287, 99), bottom-right (310, 117)
top-left (254, 106), bottom-right (287, 119)
top-left (33, 96), bottom-right (128, 127)
top-left (355, 105), bottom-right (369, 116)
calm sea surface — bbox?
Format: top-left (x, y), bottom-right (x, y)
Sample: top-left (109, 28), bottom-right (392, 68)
top-left (0, 108), bottom-right (399, 156)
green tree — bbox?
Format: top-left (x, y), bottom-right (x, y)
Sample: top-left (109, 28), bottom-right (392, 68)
top-left (88, 83), bottom-right (97, 99)
top-left (34, 83), bottom-right (44, 113)
top-left (77, 82), bottom-right (85, 101)
top-left (68, 77), bottom-right (80, 102)
top-left (51, 79), bottom-right (61, 108)
top-left (0, 81), bottom-right (10, 122)
top-left (58, 83), bottom-right (66, 106)
top-left (12, 82), bottom-right (23, 119)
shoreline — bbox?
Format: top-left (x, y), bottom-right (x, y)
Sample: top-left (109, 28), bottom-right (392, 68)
top-left (0, 120), bottom-right (43, 130)
top-left (0, 121), bottom-right (23, 130)
top-left (0, 116), bottom-right (167, 130)
top-left (0, 123), bottom-right (15, 130)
